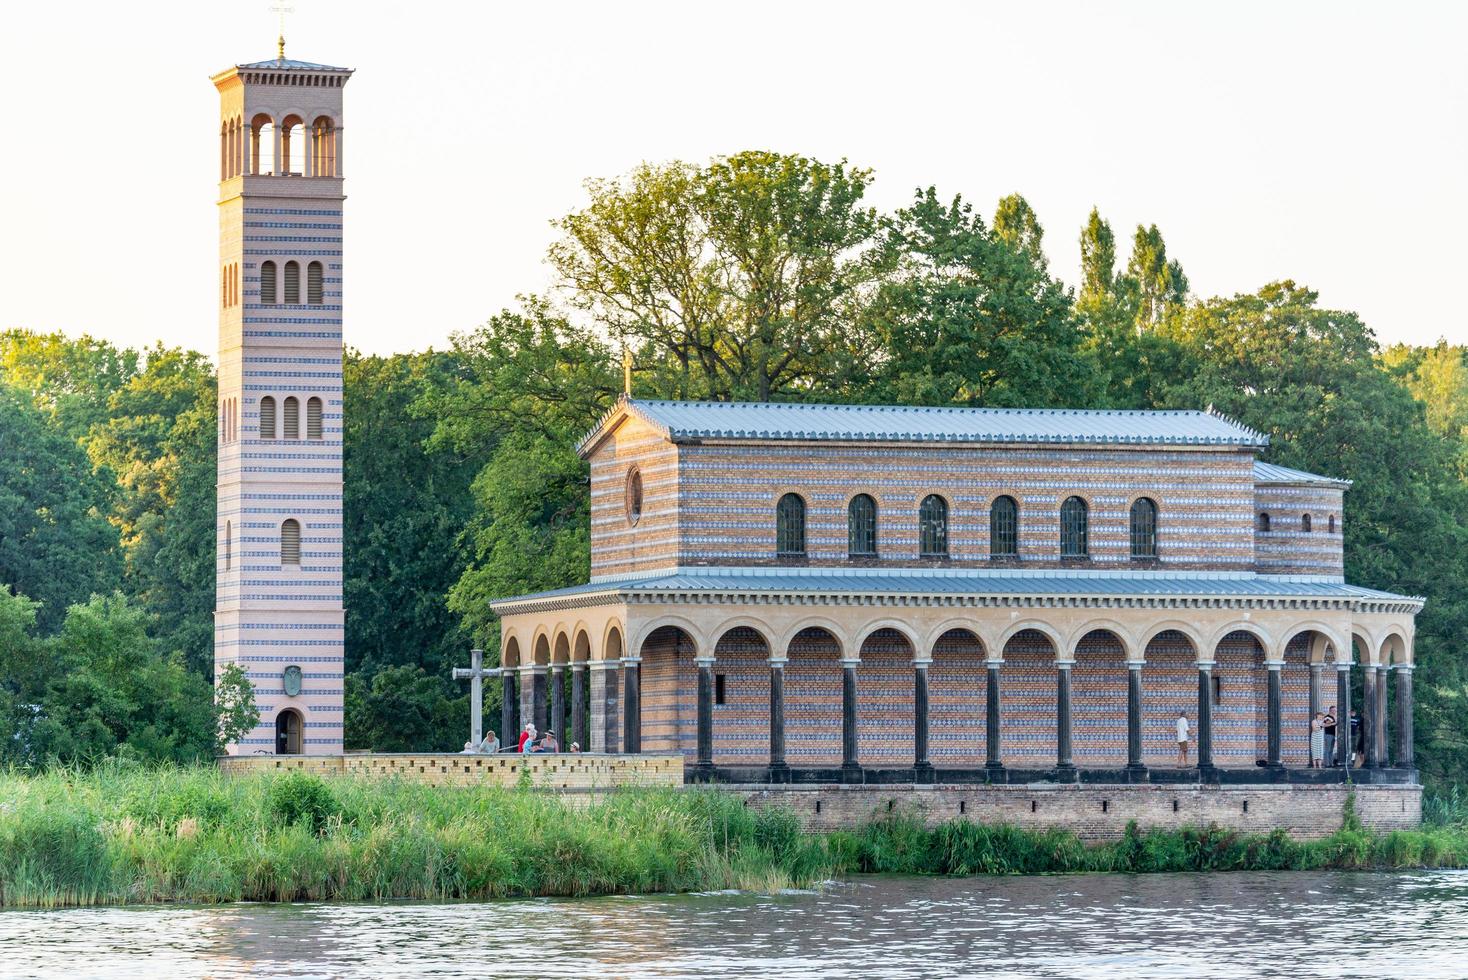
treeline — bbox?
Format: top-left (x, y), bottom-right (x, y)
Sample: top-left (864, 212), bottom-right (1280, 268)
top-left (2, 150), bottom-right (1466, 781)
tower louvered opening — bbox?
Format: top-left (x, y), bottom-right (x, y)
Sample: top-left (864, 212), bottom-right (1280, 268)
top-left (281, 519), bottom-right (301, 566)
top-left (283, 261), bottom-right (301, 304)
top-left (259, 396), bottom-right (277, 439)
top-left (307, 397), bottom-right (322, 439)
top-left (307, 261), bottom-right (323, 304)
top-left (283, 396), bottom-right (300, 439)
top-left (260, 261), bottom-right (277, 304)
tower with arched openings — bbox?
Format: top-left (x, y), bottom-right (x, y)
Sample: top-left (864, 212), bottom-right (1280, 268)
top-left (212, 51), bottom-right (351, 755)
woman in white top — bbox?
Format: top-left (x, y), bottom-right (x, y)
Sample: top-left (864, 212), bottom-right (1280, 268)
top-left (1309, 713), bottom-right (1325, 768)
top-left (1175, 712), bottom-right (1190, 766)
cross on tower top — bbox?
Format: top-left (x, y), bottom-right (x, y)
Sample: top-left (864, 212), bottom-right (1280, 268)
top-left (269, 2), bottom-right (295, 60)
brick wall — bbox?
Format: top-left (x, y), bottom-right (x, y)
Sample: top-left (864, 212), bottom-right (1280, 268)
top-left (588, 415), bottom-right (681, 579)
top-left (1254, 485), bottom-right (1345, 576)
top-left (731, 783), bottom-right (1420, 840)
top-left (674, 442), bottom-right (1259, 570)
top-left (713, 627), bottom-right (772, 765)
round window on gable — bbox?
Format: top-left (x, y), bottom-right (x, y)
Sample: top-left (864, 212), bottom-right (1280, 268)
top-left (625, 466), bottom-right (644, 526)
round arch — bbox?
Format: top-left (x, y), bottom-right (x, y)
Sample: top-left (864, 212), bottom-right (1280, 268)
top-left (1138, 621), bottom-right (1205, 659)
top-left (1206, 621), bottom-right (1275, 656)
top-left (923, 620), bottom-right (990, 659)
top-left (998, 620), bottom-right (1065, 658)
top-left (571, 628), bottom-right (592, 663)
top-left (552, 631), bottom-right (571, 665)
top-left (1066, 620), bottom-right (1138, 660)
top-left (853, 619), bottom-right (922, 660)
top-left (777, 617), bottom-right (851, 658)
top-left (1380, 630), bottom-right (1411, 666)
top-left (710, 617), bottom-right (777, 658)
top-left (602, 624), bottom-right (625, 663)
top-left (501, 633), bottom-right (523, 669)
top-left (631, 615), bottom-right (705, 659)
top-left (1277, 622), bottom-right (1347, 662)
top-left (532, 631), bottom-right (552, 667)
top-left (1349, 627), bottom-right (1373, 666)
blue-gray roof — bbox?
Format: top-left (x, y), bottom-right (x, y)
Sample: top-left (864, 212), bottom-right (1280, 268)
top-left (1253, 460), bottom-right (1351, 489)
top-left (581, 398), bottom-right (1269, 455)
top-left (237, 57), bottom-right (352, 72)
top-left (492, 567), bottom-right (1418, 609)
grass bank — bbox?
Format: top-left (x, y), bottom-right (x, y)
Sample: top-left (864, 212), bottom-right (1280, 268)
top-left (2, 765), bottom-right (1466, 908)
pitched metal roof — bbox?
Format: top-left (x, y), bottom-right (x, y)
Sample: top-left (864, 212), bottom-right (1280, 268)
top-left (236, 57), bottom-right (352, 72)
top-left (491, 566), bottom-right (1419, 610)
top-left (579, 397), bottom-right (1269, 455)
top-left (1253, 460), bottom-right (1352, 489)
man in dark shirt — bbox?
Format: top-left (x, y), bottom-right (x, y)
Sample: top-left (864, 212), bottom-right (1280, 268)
top-left (1322, 705), bottom-right (1337, 766)
top-left (1350, 709), bottom-right (1363, 767)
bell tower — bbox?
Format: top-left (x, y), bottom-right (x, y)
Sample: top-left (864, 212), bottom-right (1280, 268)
top-left (212, 51), bottom-right (353, 755)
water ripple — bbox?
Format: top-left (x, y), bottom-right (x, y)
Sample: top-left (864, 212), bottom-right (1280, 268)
top-left (3, 871), bottom-right (1468, 978)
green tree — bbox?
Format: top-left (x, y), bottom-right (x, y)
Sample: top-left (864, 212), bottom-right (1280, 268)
top-left (1124, 223), bottom-right (1189, 328)
top-left (0, 588), bottom-right (48, 766)
top-left (344, 665), bottom-right (469, 752)
top-left (992, 192), bottom-right (1047, 270)
top-left (549, 151), bottom-right (881, 400)
top-left (0, 329), bottom-right (139, 441)
top-left (215, 661), bottom-right (260, 747)
top-left (864, 189), bottom-right (1098, 407)
top-left (0, 385), bottom-right (122, 632)
top-left (343, 350), bottom-right (483, 681)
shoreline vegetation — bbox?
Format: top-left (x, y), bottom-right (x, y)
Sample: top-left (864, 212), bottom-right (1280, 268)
top-left (2, 766), bottom-right (1466, 909)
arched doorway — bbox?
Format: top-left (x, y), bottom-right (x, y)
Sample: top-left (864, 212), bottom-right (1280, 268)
top-left (275, 709), bottom-right (303, 755)
top-left (930, 629), bottom-right (986, 766)
top-left (639, 626), bottom-right (698, 756)
top-left (1142, 630), bottom-right (1197, 766)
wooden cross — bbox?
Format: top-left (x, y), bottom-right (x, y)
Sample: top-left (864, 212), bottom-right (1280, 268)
top-left (452, 648), bottom-right (501, 747)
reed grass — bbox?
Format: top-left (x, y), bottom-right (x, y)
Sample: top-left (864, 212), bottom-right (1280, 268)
top-left (2, 765), bottom-right (1466, 908)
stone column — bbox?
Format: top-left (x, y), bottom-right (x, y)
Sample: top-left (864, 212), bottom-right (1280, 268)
top-left (1336, 660), bottom-right (1353, 768)
top-left (622, 656), bottom-right (641, 754)
top-left (531, 665), bottom-right (549, 735)
top-left (840, 659), bottom-right (861, 782)
top-left (1196, 661), bottom-right (1215, 775)
top-left (550, 665), bottom-right (566, 745)
top-left (1126, 661), bottom-right (1146, 777)
top-left (273, 123), bottom-right (285, 176)
top-left (1362, 665), bottom-right (1378, 769)
top-left (985, 660), bottom-right (1004, 775)
top-left (1055, 660), bottom-right (1076, 780)
top-left (914, 658), bottom-right (934, 783)
top-left (694, 656), bottom-right (715, 779)
top-left (1395, 665), bottom-right (1415, 769)
top-left (1308, 663), bottom-right (1323, 720)
top-left (589, 660), bottom-right (619, 753)
top-left (518, 665), bottom-right (536, 737)
top-left (570, 663), bottom-right (588, 752)
top-left (1265, 660), bottom-right (1284, 769)
top-left (501, 671), bottom-right (518, 747)
top-left (1374, 664), bottom-right (1390, 768)
top-left (768, 658), bottom-right (789, 782)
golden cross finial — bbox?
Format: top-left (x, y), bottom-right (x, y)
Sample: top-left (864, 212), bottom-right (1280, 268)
top-left (622, 346), bottom-right (633, 396)
top-left (269, 3), bottom-right (295, 60)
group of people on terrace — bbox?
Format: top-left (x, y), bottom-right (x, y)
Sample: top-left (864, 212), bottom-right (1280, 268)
top-left (459, 724), bottom-right (580, 756)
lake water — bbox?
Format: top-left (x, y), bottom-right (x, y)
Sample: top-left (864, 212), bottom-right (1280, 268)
top-left (4, 871), bottom-right (1467, 978)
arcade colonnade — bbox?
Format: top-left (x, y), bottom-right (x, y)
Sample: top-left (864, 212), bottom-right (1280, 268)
top-left (496, 598), bottom-right (1418, 780)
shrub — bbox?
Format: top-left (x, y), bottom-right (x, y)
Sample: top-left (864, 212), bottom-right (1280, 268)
top-left (265, 773), bottom-right (340, 833)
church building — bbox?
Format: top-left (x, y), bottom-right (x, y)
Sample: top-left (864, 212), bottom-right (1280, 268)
top-left (492, 398), bottom-right (1422, 783)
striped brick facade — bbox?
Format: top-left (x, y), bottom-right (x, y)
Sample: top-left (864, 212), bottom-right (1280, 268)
top-left (214, 58), bottom-right (352, 755)
top-left (496, 400), bottom-right (1422, 783)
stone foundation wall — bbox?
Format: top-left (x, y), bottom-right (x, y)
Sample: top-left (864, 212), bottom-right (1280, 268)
top-left (729, 783), bottom-right (1420, 841)
top-left (217, 752), bottom-right (684, 789)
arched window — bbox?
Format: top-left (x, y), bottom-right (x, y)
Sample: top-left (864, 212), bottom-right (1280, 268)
top-left (625, 467), bottom-right (643, 525)
top-left (306, 397), bottom-right (323, 439)
top-left (990, 495), bottom-right (1018, 557)
top-left (312, 116), bottom-right (335, 176)
top-left (919, 494), bottom-right (948, 558)
top-left (259, 396), bottom-right (277, 440)
top-left (260, 261), bottom-right (278, 305)
top-left (848, 494), bottom-right (877, 557)
top-left (1328, 514), bottom-right (1336, 534)
top-left (1060, 496), bottom-right (1088, 558)
top-left (776, 493), bottom-right (805, 556)
top-left (307, 261), bottom-right (324, 305)
top-left (283, 396), bottom-right (300, 439)
top-left (224, 520), bottom-right (232, 571)
top-left (280, 115), bottom-right (304, 175)
top-left (1129, 497), bottom-right (1158, 559)
top-left (1258, 512), bottom-right (1271, 533)
top-left (281, 519), bottom-right (301, 566)
top-left (250, 114), bottom-right (274, 174)
top-left (1302, 513), bottom-right (1313, 533)
top-left (283, 260), bottom-right (301, 304)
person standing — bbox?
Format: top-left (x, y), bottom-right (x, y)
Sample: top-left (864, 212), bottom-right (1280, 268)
top-left (1176, 711), bottom-right (1190, 766)
top-left (1309, 712), bottom-right (1325, 768)
top-left (1322, 706), bottom-right (1337, 767)
top-left (1350, 708), bottom-right (1363, 768)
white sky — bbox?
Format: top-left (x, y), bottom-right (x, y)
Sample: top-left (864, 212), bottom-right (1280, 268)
top-left (1, 0), bottom-right (1464, 357)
